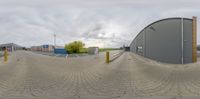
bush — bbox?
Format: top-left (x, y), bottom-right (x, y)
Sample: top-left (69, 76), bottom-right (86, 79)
top-left (65, 41), bottom-right (85, 54)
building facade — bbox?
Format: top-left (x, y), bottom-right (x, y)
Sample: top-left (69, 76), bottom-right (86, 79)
top-left (130, 17), bottom-right (197, 64)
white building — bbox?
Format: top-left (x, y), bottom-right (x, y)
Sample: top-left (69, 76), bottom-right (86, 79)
top-left (0, 43), bottom-right (23, 52)
top-left (88, 47), bottom-right (99, 55)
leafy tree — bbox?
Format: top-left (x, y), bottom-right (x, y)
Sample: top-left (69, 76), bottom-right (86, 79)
top-left (65, 41), bottom-right (85, 53)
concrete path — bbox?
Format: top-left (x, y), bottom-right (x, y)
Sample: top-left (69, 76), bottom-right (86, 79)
top-left (0, 51), bottom-right (200, 99)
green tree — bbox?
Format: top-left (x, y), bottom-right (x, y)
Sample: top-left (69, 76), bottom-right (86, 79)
top-left (65, 41), bottom-right (85, 54)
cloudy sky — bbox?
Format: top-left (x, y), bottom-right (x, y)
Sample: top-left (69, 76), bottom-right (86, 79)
top-left (0, 0), bottom-right (199, 48)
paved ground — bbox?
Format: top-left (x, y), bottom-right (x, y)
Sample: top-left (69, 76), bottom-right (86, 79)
top-left (0, 51), bottom-right (200, 99)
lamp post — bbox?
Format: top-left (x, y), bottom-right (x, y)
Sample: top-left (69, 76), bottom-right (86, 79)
top-left (54, 33), bottom-right (56, 48)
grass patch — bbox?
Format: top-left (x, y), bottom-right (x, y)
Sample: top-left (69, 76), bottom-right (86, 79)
top-left (99, 48), bottom-right (120, 52)
top-left (79, 48), bottom-right (88, 54)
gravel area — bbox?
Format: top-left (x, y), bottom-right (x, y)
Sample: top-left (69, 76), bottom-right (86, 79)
top-left (0, 51), bottom-right (200, 99)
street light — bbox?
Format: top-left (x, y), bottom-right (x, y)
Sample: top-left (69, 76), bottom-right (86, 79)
top-left (54, 33), bottom-right (56, 48)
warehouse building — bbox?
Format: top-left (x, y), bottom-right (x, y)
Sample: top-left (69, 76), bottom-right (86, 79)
top-left (130, 17), bottom-right (197, 64)
top-left (0, 43), bottom-right (23, 52)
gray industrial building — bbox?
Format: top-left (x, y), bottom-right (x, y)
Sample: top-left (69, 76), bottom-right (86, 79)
top-left (130, 17), bottom-right (197, 64)
top-left (88, 47), bottom-right (99, 55)
top-left (0, 43), bottom-right (23, 52)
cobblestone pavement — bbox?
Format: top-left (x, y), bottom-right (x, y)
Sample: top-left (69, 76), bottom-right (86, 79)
top-left (0, 51), bottom-right (200, 99)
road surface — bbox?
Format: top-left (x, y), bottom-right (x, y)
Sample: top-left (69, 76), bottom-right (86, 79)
top-left (0, 51), bottom-right (200, 99)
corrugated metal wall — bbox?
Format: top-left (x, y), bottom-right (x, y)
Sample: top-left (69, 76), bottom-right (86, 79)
top-left (130, 18), bottom-right (193, 64)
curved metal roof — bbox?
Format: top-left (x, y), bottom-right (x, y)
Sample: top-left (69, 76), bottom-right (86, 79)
top-left (130, 17), bottom-right (192, 45)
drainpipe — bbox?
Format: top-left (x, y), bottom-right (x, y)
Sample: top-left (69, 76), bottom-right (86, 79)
top-left (181, 18), bottom-right (184, 64)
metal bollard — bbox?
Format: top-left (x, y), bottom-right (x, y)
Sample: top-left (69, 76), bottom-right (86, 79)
top-left (106, 51), bottom-right (109, 63)
top-left (4, 48), bottom-right (8, 62)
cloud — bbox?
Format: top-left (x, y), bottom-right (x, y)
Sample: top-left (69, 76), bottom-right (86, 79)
top-left (0, 0), bottom-right (199, 48)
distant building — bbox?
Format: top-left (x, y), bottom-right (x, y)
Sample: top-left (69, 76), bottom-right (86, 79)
top-left (41, 45), bottom-right (54, 52)
top-left (30, 46), bottom-right (42, 51)
top-left (31, 44), bottom-right (54, 52)
top-left (30, 44), bottom-right (63, 52)
top-left (88, 47), bottom-right (99, 55)
top-left (54, 45), bottom-right (64, 49)
top-left (198, 45), bottom-right (200, 51)
top-left (0, 43), bottom-right (23, 52)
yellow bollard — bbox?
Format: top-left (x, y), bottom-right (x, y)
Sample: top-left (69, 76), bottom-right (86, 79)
top-left (4, 48), bottom-right (8, 62)
top-left (106, 51), bottom-right (109, 63)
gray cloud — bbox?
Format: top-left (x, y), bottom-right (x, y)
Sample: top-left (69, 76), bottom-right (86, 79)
top-left (0, 0), bottom-right (200, 48)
